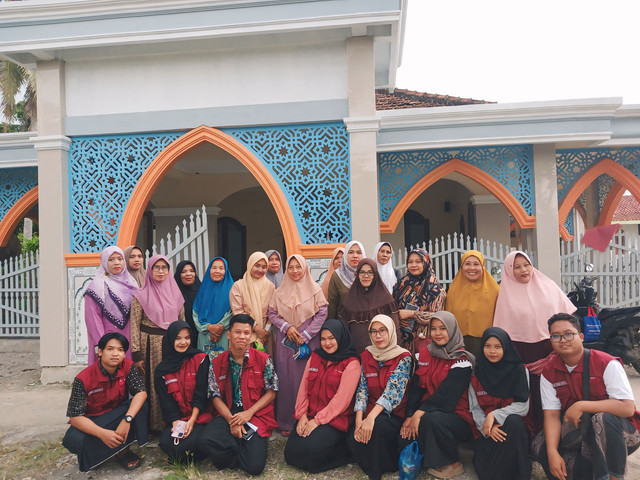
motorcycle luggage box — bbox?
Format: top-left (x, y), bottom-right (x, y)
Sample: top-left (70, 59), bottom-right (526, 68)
top-left (599, 306), bottom-right (640, 321)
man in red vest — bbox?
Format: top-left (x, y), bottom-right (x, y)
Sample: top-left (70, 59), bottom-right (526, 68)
top-left (62, 332), bottom-right (148, 472)
top-left (534, 313), bottom-right (640, 480)
top-left (201, 313), bottom-right (279, 475)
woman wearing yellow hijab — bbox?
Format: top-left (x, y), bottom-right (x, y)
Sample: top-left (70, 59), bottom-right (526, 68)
top-left (445, 250), bottom-right (499, 358)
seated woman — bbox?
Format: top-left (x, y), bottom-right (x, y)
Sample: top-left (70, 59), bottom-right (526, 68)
top-left (155, 321), bottom-right (212, 463)
top-left (339, 258), bottom-right (399, 353)
top-left (192, 257), bottom-right (234, 355)
top-left (398, 311), bottom-right (475, 479)
top-left (347, 314), bottom-right (411, 480)
top-left (265, 249), bottom-right (284, 288)
top-left (446, 250), bottom-right (500, 358)
top-left (373, 241), bottom-right (399, 294)
top-left (284, 319), bottom-right (361, 473)
top-left (469, 327), bottom-right (532, 480)
top-left (124, 245), bottom-right (146, 287)
top-left (229, 252), bottom-right (275, 351)
top-left (174, 260), bottom-right (202, 341)
top-left (327, 241), bottom-right (365, 319)
top-left (393, 249), bottom-right (446, 353)
top-left (321, 246), bottom-right (344, 300)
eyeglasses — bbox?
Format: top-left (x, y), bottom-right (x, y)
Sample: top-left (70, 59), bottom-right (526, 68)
top-left (369, 327), bottom-right (388, 336)
top-left (358, 271), bottom-right (375, 278)
top-left (550, 332), bottom-right (579, 343)
top-left (152, 265), bottom-right (169, 272)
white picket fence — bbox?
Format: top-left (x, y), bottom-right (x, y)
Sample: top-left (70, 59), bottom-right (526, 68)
top-left (0, 251), bottom-right (39, 337)
top-left (560, 231), bottom-right (640, 308)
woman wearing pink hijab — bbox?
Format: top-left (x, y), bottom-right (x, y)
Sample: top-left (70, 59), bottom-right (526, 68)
top-left (130, 255), bottom-right (185, 431)
top-left (493, 251), bottom-right (576, 364)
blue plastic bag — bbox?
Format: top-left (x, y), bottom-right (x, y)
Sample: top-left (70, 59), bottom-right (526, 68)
top-left (583, 307), bottom-right (601, 342)
top-left (398, 440), bottom-right (423, 480)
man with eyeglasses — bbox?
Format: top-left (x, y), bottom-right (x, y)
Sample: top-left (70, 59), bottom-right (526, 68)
top-left (533, 313), bottom-right (640, 480)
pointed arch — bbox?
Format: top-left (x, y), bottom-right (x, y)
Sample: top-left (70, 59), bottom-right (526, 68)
top-left (0, 186), bottom-right (38, 247)
top-left (598, 181), bottom-right (627, 226)
top-left (117, 126), bottom-right (302, 254)
top-left (379, 158), bottom-right (535, 233)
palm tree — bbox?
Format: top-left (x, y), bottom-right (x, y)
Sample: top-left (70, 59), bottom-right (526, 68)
top-left (0, 60), bottom-right (36, 132)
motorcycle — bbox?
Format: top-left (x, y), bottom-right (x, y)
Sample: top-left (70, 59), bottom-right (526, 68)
top-left (568, 274), bottom-right (640, 373)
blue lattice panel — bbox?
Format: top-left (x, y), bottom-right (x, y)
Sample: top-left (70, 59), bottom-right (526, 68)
top-left (377, 145), bottom-right (534, 221)
top-left (564, 209), bottom-right (575, 236)
top-left (0, 167), bottom-right (38, 222)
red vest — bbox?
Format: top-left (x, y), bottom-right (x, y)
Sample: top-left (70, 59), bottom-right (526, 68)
top-left (162, 353), bottom-right (213, 425)
top-left (541, 349), bottom-right (640, 432)
top-left (211, 348), bottom-right (278, 437)
top-left (360, 350), bottom-right (410, 418)
top-left (414, 347), bottom-right (474, 427)
top-left (76, 358), bottom-right (132, 417)
top-left (306, 353), bottom-right (356, 432)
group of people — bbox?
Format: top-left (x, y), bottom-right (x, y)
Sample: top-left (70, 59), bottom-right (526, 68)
top-left (63, 242), bottom-right (640, 479)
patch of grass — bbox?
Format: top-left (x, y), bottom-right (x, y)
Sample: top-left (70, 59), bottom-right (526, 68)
top-left (0, 439), bottom-right (67, 479)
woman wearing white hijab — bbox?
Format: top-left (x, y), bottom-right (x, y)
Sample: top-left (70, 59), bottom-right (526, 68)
top-left (373, 242), bottom-right (398, 294)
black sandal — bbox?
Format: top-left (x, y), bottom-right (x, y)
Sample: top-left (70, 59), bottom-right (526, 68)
top-left (116, 450), bottom-right (142, 471)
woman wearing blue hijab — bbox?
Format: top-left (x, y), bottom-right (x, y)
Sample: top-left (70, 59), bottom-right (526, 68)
top-left (192, 257), bottom-right (234, 355)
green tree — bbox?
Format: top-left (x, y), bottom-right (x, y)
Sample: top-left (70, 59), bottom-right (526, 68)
top-left (0, 60), bottom-right (36, 132)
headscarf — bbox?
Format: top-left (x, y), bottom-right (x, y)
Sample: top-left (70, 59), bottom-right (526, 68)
top-left (373, 242), bottom-right (397, 294)
top-left (155, 320), bottom-right (202, 378)
top-left (366, 314), bottom-right (409, 362)
top-left (476, 327), bottom-right (529, 402)
top-left (335, 241), bottom-right (366, 288)
top-left (238, 252), bottom-right (275, 326)
top-left (393, 248), bottom-right (445, 311)
top-left (270, 254), bottom-right (328, 328)
top-left (265, 250), bottom-right (284, 288)
top-left (314, 318), bottom-right (360, 363)
top-left (427, 311), bottom-right (476, 366)
top-left (123, 245), bottom-right (146, 288)
top-left (133, 255), bottom-right (185, 329)
top-left (446, 250), bottom-right (500, 338)
top-left (321, 247), bottom-right (345, 299)
top-left (174, 260), bottom-right (202, 331)
top-left (339, 258), bottom-right (397, 324)
top-left (493, 251), bottom-right (577, 343)
top-left (192, 257), bottom-right (234, 324)
top-left (84, 246), bottom-right (139, 329)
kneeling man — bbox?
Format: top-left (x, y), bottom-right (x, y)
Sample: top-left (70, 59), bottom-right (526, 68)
top-left (63, 332), bottom-right (148, 472)
top-left (201, 314), bottom-right (278, 475)
top-left (535, 313), bottom-right (640, 480)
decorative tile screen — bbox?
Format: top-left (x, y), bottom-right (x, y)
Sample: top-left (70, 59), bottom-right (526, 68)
top-left (0, 167), bottom-right (38, 222)
top-left (377, 145), bottom-right (534, 221)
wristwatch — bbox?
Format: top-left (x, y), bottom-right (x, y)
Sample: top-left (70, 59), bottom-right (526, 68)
top-left (125, 415), bottom-right (133, 423)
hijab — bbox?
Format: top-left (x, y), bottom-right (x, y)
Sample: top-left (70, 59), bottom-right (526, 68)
top-left (321, 247), bottom-right (345, 299)
top-left (446, 250), bottom-right (500, 338)
top-left (476, 327), bottom-right (529, 402)
top-left (339, 258), bottom-right (397, 324)
top-left (84, 246), bottom-right (139, 329)
top-left (238, 252), bottom-right (275, 326)
top-left (192, 257), bottom-right (234, 324)
top-left (373, 242), bottom-right (397, 294)
top-left (123, 245), bottom-right (146, 287)
top-left (493, 251), bottom-right (576, 343)
top-left (174, 260), bottom-right (202, 331)
top-left (265, 250), bottom-right (284, 288)
top-left (427, 311), bottom-right (476, 366)
top-left (365, 314), bottom-right (410, 362)
top-left (393, 248), bottom-right (445, 311)
top-left (270, 254), bottom-right (327, 327)
top-left (335, 241), bottom-right (366, 288)
top-left (133, 255), bottom-right (185, 329)
top-left (314, 318), bottom-right (360, 363)
top-left (155, 320), bottom-right (202, 378)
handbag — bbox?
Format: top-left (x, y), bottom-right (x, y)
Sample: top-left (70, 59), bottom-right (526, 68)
top-left (583, 307), bottom-right (601, 342)
top-left (561, 349), bottom-right (592, 450)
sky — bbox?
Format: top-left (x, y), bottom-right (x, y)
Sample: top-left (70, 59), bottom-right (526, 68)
top-left (396, 0), bottom-right (640, 104)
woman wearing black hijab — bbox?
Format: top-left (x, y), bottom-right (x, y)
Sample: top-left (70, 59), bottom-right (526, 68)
top-left (155, 321), bottom-right (211, 463)
top-left (284, 319), bottom-right (361, 473)
top-left (468, 327), bottom-right (533, 480)
top-left (174, 261), bottom-right (202, 340)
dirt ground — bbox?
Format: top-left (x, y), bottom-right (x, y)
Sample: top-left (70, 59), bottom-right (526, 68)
top-left (1, 342), bottom-right (639, 480)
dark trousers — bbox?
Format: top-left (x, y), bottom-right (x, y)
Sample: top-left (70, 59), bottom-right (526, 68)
top-left (159, 423), bottom-right (206, 463)
top-left (347, 414), bottom-right (403, 480)
top-left (284, 421), bottom-right (351, 473)
top-left (200, 416), bottom-right (268, 475)
top-left (472, 414), bottom-right (532, 480)
top-left (62, 400), bottom-right (149, 472)
top-left (398, 410), bottom-right (473, 469)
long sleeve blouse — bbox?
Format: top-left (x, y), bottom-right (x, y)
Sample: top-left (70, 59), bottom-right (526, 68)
top-left (268, 305), bottom-right (328, 343)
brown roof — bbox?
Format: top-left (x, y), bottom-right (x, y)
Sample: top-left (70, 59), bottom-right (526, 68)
top-left (375, 88), bottom-right (493, 110)
top-left (613, 194), bottom-right (640, 221)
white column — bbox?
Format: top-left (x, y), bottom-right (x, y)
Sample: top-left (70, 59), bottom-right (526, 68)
top-left (344, 36), bottom-right (380, 256)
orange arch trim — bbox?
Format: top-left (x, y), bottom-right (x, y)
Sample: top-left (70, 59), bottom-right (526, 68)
top-left (0, 186), bottom-right (38, 247)
top-left (117, 126), bottom-right (303, 255)
top-left (598, 181), bottom-right (626, 227)
top-left (379, 158), bottom-right (536, 233)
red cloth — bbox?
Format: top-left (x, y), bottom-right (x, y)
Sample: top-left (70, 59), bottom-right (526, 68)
top-left (581, 224), bottom-right (621, 252)
top-left (162, 352), bottom-right (213, 424)
top-left (360, 349), bottom-right (410, 417)
top-left (77, 358), bottom-right (132, 417)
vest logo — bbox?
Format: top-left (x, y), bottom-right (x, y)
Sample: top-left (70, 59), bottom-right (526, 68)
top-left (88, 387), bottom-right (104, 396)
top-left (165, 378), bottom-right (178, 385)
top-left (553, 381), bottom-right (568, 388)
top-left (418, 361), bottom-right (429, 366)
top-left (309, 368), bottom-right (319, 373)
top-left (365, 373), bottom-right (378, 378)
top-left (218, 375), bottom-right (227, 381)
top-left (477, 390), bottom-right (487, 396)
